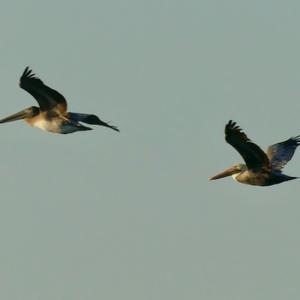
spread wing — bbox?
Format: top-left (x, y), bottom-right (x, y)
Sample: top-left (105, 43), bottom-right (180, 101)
top-left (19, 67), bottom-right (67, 113)
top-left (225, 120), bottom-right (270, 171)
top-left (266, 136), bottom-right (300, 171)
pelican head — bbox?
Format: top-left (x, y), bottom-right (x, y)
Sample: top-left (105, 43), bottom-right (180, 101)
top-left (0, 106), bottom-right (40, 123)
top-left (209, 163), bottom-right (246, 180)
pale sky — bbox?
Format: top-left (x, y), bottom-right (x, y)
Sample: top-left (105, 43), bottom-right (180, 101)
top-left (1, 0), bottom-right (300, 299)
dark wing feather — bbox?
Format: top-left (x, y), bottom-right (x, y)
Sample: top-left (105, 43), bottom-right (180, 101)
top-left (225, 120), bottom-right (270, 171)
top-left (266, 136), bottom-right (300, 171)
top-left (19, 67), bottom-right (67, 113)
top-left (68, 113), bottom-right (120, 132)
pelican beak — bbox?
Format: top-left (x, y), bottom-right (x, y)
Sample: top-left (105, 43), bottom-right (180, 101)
top-left (0, 109), bottom-right (31, 123)
top-left (209, 166), bottom-right (239, 180)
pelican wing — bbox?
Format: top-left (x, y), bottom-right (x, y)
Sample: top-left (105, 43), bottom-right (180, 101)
top-left (266, 136), bottom-right (300, 171)
top-left (19, 67), bottom-right (67, 113)
top-left (68, 113), bottom-right (120, 132)
top-left (225, 120), bottom-right (270, 171)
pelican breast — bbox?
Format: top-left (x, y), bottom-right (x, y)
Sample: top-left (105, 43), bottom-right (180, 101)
top-left (26, 115), bottom-right (62, 133)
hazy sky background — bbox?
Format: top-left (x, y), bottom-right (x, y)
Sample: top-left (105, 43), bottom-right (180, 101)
top-left (1, 0), bottom-right (300, 299)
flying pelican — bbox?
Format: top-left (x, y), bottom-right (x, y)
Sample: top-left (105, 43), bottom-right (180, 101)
top-left (0, 67), bottom-right (119, 134)
top-left (210, 120), bottom-right (300, 186)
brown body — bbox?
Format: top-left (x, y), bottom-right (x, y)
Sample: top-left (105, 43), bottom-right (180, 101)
top-left (233, 168), bottom-right (296, 186)
top-left (25, 113), bottom-right (65, 133)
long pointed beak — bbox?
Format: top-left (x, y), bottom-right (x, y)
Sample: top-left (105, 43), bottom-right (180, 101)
top-left (209, 166), bottom-right (239, 180)
top-left (0, 109), bottom-right (30, 124)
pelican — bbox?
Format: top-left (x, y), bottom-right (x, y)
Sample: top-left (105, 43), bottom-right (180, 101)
top-left (0, 67), bottom-right (119, 134)
top-left (210, 120), bottom-right (300, 186)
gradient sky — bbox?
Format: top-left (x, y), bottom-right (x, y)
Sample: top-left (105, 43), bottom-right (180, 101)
top-left (1, 0), bottom-right (300, 299)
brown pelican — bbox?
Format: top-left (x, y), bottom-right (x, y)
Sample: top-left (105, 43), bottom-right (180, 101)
top-left (210, 120), bottom-right (300, 186)
top-left (0, 67), bottom-right (119, 134)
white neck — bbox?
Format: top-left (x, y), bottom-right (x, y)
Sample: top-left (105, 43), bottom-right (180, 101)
top-left (232, 173), bottom-right (240, 181)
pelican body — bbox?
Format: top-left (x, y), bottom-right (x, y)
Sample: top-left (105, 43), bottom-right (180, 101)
top-left (0, 67), bottom-right (119, 134)
top-left (210, 120), bottom-right (300, 186)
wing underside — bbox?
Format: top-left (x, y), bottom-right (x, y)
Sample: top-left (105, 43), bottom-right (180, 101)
top-left (267, 136), bottom-right (300, 171)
